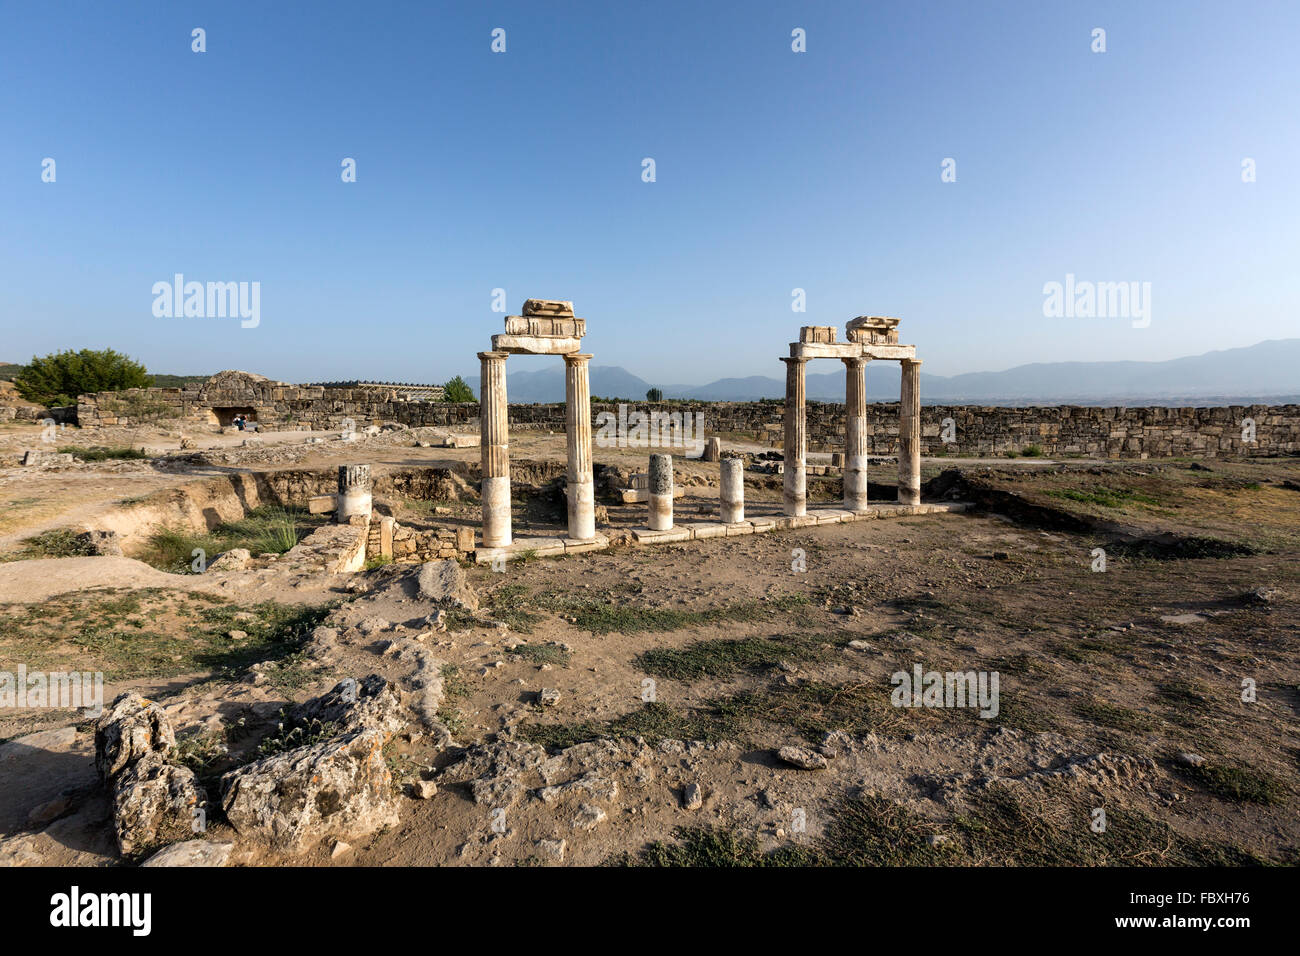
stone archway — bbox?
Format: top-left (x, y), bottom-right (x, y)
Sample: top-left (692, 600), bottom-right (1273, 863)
top-left (479, 299), bottom-right (595, 547)
top-left (781, 316), bottom-right (922, 515)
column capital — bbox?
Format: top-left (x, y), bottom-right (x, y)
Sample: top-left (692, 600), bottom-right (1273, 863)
top-left (780, 356), bottom-right (808, 366)
top-left (901, 357), bottom-right (923, 368)
top-left (563, 352), bottom-right (594, 365)
top-left (478, 350), bottom-right (509, 361)
top-left (841, 355), bottom-right (871, 367)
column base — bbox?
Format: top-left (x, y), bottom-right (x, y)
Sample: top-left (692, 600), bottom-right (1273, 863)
top-left (648, 493), bottom-right (674, 531)
top-left (566, 479), bottom-right (596, 540)
top-left (481, 475), bottom-right (513, 547)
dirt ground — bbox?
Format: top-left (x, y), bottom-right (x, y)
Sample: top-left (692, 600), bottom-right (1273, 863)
top-left (0, 419), bottom-right (1296, 867)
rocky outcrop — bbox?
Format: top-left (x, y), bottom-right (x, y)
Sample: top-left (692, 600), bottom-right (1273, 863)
top-left (95, 693), bottom-right (175, 781)
top-left (220, 729), bottom-right (399, 854)
top-left (111, 753), bottom-right (208, 856)
top-left (94, 693), bottom-right (207, 857)
top-left (416, 558), bottom-right (479, 611)
top-left (218, 676), bottom-right (409, 855)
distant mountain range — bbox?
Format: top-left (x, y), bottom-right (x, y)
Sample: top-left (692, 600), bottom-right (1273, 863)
top-left (463, 339), bottom-right (1300, 406)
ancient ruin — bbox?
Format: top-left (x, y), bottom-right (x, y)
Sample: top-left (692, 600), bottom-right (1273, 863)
top-left (782, 316), bottom-right (922, 515)
top-left (479, 299), bottom-right (597, 550)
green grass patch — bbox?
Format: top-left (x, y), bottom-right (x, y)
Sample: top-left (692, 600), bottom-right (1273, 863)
top-left (58, 445), bottom-right (149, 461)
top-left (1174, 761), bottom-right (1285, 805)
top-left (138, 505), bottom-right (312, 573)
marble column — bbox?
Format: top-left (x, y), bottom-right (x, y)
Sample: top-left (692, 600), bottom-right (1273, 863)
top-left (843, 356), bottom-right (870, 511)
top-left (720, 457), bottom-right (744, 523)
top-left (564, 352), bottom-right (595, 540)
top-left (648, 453), bottom-right (673, 530)
top-left (479, 350), bottom-right (512, 547)
top-left (781, 357), bottom-right (807, 516)
top-left (336, 464), bottom-right (372, 522)
top-left (898, 358), bottom-right (922, 506)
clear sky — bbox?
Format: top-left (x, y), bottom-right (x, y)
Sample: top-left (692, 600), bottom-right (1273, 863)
top-left (2, 1), bottom-right (1296, 385)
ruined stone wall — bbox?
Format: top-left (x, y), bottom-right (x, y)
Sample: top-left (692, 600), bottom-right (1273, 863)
top-left (73, 380), bottom-right (1300, 459)
top-left (575, 402), bottom-right (1300, 459)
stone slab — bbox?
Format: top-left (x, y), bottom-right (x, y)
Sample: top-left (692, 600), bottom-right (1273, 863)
top-left (724, 521), bottom-right (755, 536)
top-left (491, 334), bottom-right (582, 355)
top-left (632, 527), bottom-right (692, 544)
top-left (688, 522), bottom-right (728, 539)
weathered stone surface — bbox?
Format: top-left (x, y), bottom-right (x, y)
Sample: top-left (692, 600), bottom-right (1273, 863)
top-left (95, 693), bottom-right (175, 782)
top-left (140, 839), bottom-right (233, 867)
top-left (208, 547), bottom-right (251, 572)
top-left (777, 745), bottom-right (828, 770)
top-left (521, 299), bottom-right (575, 317)
top-left (220, 729), bottom-right (400, 855)
top-left (291, 675), bottom-right (406, 736)
top-left (681, 782), bottom-right (703, 810)
top-left (111, 752), bottom-right (208, 856)
top-left (417, 558), bottom-right (479, 611)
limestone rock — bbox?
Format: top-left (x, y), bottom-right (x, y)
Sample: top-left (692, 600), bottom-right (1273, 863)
top-left (1176, 752), bottom-right (1206, 767)
top-left (291, 675), bottom-right (406, 736)
top-left (572, 804), bottom-right (606, 831)
top-left (220, 729), bottom-right (400, 855)
top-left (417, 558), bottom-right (479, 611)
top-left (111, 752), bottom-right (208, 857)
top-left (95, 693), bottom-right (175, 782)
top-left (681, 783), bottom-right (703, 811)
top-left (140, 839), bottom-right (233, 868)
top-left (535, 838), bottom-right (566, 861)
top-left (522, 299), bottom-right (574, 317)
top-left (538, 688), bottom-right (561, 707)
top-left (209, 548), bottom-right (252, 572)
top-left (777, 745), bottom-right (828, 770)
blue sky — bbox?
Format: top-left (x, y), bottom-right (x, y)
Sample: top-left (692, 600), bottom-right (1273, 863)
top-left (1, 0), bottom-right (1296, 386)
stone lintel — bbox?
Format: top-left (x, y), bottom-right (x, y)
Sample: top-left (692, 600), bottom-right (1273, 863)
top-left (491, 334), bottom-right (583, 355)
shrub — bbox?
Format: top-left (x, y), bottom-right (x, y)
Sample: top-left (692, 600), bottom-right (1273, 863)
top-left (14, 349), bottom-right (151, 407)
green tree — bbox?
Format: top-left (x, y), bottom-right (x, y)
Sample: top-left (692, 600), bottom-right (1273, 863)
top-left (442, 375), bottom-right (475, 402)
top-left (646, 387), bottom-right (663, 402)
top-left (14, 349), bottom-right (152, 407)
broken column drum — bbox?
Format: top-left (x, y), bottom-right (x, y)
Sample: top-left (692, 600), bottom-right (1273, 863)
top-left (336, 464), bottom-right (372, 522)
top-left (720, 457), bottom-right (744, 523)
top-left (648, 453), bottom-right (674, 531)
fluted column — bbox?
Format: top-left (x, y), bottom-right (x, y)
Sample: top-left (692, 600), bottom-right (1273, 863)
top-left (564, 353), bottom-right (595, 540)
top-left (898, 358), bottom-right (922, 505)
top-left (479, 350), bottom-right (512, 547)
top-left (336, 464), bottom-right (372, 522)
top-left (843, 356), bottom-right (870, 511)
top-left (781, 357), bottom-right (807, 516)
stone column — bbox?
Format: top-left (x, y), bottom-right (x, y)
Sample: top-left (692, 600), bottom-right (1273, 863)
top-left (564, 353), bottom-right (596, 540)
top-left (781, 357), bottom-right (807, 516)
top-left (648, 453), bottom-right (673, 530)
top-left (479, 350), bottom-right (512, 547)
top-left (898, 358), bottom-right (922, 505)
top-left (720, 457), bottom-right (744, 523)
top-left (336, 464), bottom-right (372, 522)
top-left (843, 356), bottom-right (870, 511)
